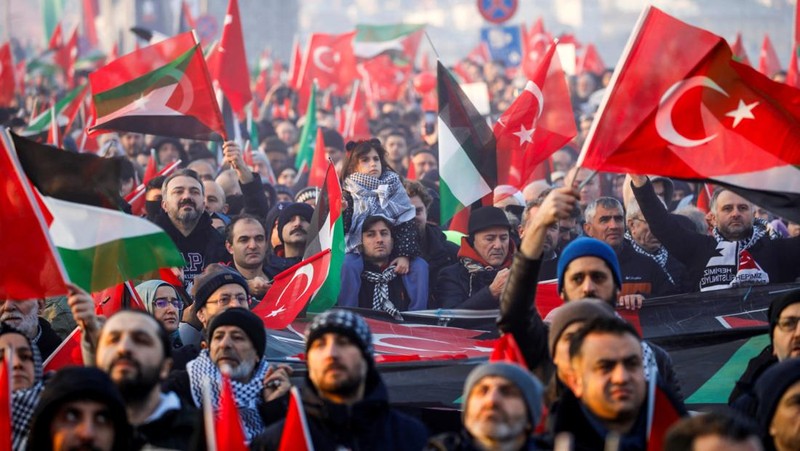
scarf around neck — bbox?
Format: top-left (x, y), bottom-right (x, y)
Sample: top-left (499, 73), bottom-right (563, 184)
top-left (362, 265), bottom-right (403, 320)
top-left (344, 171), bottom-right (416, 253)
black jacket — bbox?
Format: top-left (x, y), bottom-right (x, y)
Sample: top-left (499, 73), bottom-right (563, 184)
top-left (252, 369), bottom-right (428, 451)
top-left (498, 252), bottom-right (685, 402)
top-left (433, 239), bottom-right (514, 310)
top-left (419, 223), bottom-right (459, 284)
top-left (154, 211), bottom-right (229, 287)
top-left (131, 396), bottom-right (201, 450)
top-left (632, 179), bottom-right (800, 291)
top-left (35, 317), bottom-right (64, 361)
top-left (729, 344), bottom-right (777, 417)
top-left (239, 176), bottom-right (271, 218)
top-left (617, 240), bottom-right (675, 297)
top-left (264, 249), bottom-right (302, 279)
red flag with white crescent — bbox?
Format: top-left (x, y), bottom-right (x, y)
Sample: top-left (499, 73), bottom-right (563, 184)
top-left (253, 249), bottom-right (331, 330)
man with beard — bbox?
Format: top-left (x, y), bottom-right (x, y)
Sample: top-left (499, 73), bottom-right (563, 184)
top-left (226, 215), bottom-right (272, 300)
top-left (264, 202), bottom-right (313, 278)
top-left (552, 317), bottom-right (685, 450)
top-left (427, 362), bottom-right (545, 450)
top-left (404, 180), bottom-right (457, 287)
top-left (252, 310), bottom-right (428, 450)
top-left (167, 308), bottom-right (292, 443)
top-left (629, 174), bottom-right (800, 291)
top-left (0, 298), bottom-right (62, 360)
top-left (155, 168), bottom-right (229, 288)
top-left (338, 216), bottom-right (429, 315)
top-left (94, 310), bottom-right (198, 449)
top-left (434, 207), bottom-right (514, 309)
top-left (582, 197), bottom-right (673, 301)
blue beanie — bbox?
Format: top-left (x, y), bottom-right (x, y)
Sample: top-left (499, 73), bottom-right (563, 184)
top-left (557, 237), bottom-right (622, 293)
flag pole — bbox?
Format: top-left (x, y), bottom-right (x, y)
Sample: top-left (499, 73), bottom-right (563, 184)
top-left (423, 31), bottom-right (440, 59)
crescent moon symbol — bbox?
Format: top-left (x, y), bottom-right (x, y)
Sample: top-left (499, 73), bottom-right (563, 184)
top-left (524, 80), bottom-right (545, 123)
top-left (275, 264), bottom-right (315, 307)
top-left (655, 76), bottom-right (728, 148)
top-left (313, 46), bottom-right (335, 73)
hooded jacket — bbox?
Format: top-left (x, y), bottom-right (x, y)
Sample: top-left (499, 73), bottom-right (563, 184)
top-left (252, 366), bottom-right (428, 451)
top-left (433, 237), bottom-right (515, 310)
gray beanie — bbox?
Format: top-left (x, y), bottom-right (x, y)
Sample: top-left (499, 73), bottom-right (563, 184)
top-left (462, 362), bottom-right (544, 427)
top-left (306, 309), bottom-right (374, 364)
top-left (545, 298), bottom-right (616, 357)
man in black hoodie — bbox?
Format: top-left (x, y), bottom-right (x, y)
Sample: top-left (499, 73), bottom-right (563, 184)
top-left (155, 168), bottom-right (229, 289)
top-left (252, 309), bottom-right (428, 450)
top-left (26, 366), bottom-right (132, 451)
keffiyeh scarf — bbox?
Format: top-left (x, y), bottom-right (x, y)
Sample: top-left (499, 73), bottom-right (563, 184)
top-left (12, 343), bottom-right (44, 450)
top-left (624, 233), bottom-right (675, 286)
top-left (362, 266), bottom-right (403, 320)
top-left (712, 217), bottom-right (768, 251)
top-left (187, 350), bottom-right (270, 442)
top-left (344, 172), bottom-right (416, 253)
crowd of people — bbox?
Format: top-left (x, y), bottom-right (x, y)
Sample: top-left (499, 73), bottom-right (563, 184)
top-left (4, 17), bottom-right (800, 450)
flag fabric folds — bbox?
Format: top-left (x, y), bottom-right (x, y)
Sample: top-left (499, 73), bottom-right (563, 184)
top-left (494, 42), bottom-right (576, 189)
top-left (758, 33), bottom-right (781, 77)
top-left (437, 61), bottom-right (497, 224)
top-left (88, 31), bottom-right (226, 141)
top-left (214, 373), bottom-right (248, 451)
top-left (206, 0), bottom-right (252, 118)
top-left (353, 23), bottom-right (424, 62)
top-left (0, 130), bottom-right (69, 300)
top-left (295, 82), bottom-right (318, 173)
top-left (252, 249), bottom-right (332, 329)
top-left (304, 161), bottom-right (344, 312)
top-left (0, 43), bottom-right (15, 107)
top-left (578, 6), bottom-right (800, 223)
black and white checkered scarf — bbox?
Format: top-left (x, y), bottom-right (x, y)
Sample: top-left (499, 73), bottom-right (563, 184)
top-left (12, 343), bottom-right (44, 450)
top-left (344, 171), bottom-right (416, 253)
top-left (186, 350), bottom-right (270, 442)
top-left (362, 266), bottom-right (403, 320)
top-left (624, 233), bottom-right (675, 286)
top-left (712, 217), bottom-right (770, 250)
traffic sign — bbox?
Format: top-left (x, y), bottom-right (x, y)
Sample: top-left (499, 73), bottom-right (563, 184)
top-left (477, 0), bottom-right (518, 24)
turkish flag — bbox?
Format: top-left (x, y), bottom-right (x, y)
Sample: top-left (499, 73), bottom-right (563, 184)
top-left (341, 83), bottom-right (371, 141)
top-left (521, 18), bottom-right (552, 80)
top-left (578, 6), bottom-right (800, 182)
top-left (730, 32), bottom-right (751, 66)
top-left (206, 0), bottom-right (252, 118)
top-left (494, 42), bottom-right (576, 189)
top-left (215, 374), bottom-right (248, 451)
top-left (490, 333), bottom-right (528, 367)
top-left (0, 43), bottom-right (15, 107)
top-left (577, 43), bottom-right (606, 76)
top-left (278, 387), bottom-right (313, 451)
top-left (358, 54), bottom-right (410, 103)
top-left (301, 31), bottom-right (357, 97)
top-left (289, 37), bottom-right (303, 90)
top-left (252, 249), bottom-right (332, 330)
top-left (758, 34), bottom-right (781, 77)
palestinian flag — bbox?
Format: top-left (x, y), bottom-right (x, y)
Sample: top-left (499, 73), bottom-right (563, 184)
top-left (88, 31), bottom-right (226, 142)
top-left (437, 61), bottom-right (497, 224)
top-left (44, 195), bottom-right (185, 292)
top-left (295, 81), bottom-right (318, 173)
top-left (354, 23), bottom-right (425, 62)
top-left (304, 161), bottom-right (344, 312)
top-left (23, 84), bottom-right (87, 136)
top-left (12, 132), bottom-right (123, 209)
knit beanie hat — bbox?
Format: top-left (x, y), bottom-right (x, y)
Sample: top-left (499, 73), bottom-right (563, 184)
top-left (468, 206), bottom-right (511, 236)
top-left (305, 310), bottom-right (374, 364)
top-left (768, 289), bottom-right (800, 343)
top-left (545, 298), bottom-right (616, 357)
top-left (191, 264), bottom-right (249, 311)
top-left (208, 308), bottom-right (267, 358)
top-left (462, 362), bottom-right (544, 427)
top-left (557, 237), bottom-right (623, 293)
top-left (294, 186), bottom-right (320, 204)
top-left (277, 202), bottom-right (314, 243)
top-left (755, 358), bottom-right (800, 446)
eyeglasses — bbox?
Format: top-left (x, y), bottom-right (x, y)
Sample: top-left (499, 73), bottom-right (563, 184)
top-left (777, 316), bottom-right (800, 332)
top-left (206, 295), bottom-right (249, 307)
top-left (154, 298), bottom-right (182, 309)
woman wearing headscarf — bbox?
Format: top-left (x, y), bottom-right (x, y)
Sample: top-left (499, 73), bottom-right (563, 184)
top-left (135, 280), bottom-right (184, 349)
top-left (0, 323), bottom-right (46, 449)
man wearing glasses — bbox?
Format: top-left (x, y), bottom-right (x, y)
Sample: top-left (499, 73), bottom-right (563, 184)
top-left (730, 289), bottom-right (800, 417)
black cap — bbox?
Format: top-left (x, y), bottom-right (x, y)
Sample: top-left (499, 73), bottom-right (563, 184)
top-left (208, 308), bottom-right (267, 358)
top-left (468, 206), bottom-right (510, 235)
